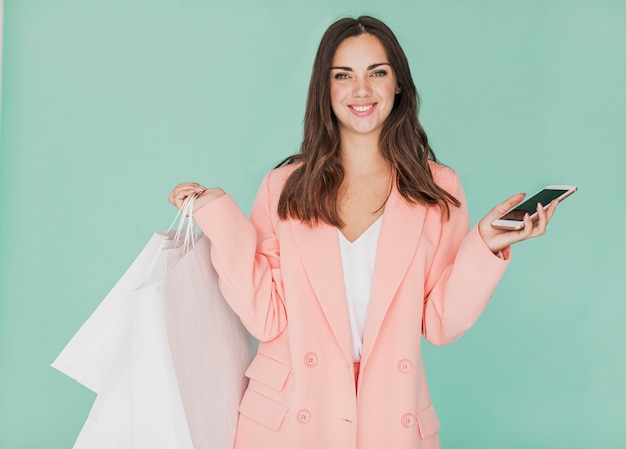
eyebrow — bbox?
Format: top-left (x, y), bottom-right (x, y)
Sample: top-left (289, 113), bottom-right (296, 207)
top-left (330, 62), bottom-right (391, 71)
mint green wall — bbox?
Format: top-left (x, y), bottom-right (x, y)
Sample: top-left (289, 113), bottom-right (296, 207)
top-left (1, 1), bottom-right (625, 448)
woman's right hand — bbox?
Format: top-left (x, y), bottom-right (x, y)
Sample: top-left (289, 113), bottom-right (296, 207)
top-left (168, 182), bottom-right (226, 214)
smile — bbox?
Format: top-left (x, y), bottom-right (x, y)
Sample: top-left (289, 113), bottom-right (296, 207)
top-left (351, 104), bottom-right (374, 112)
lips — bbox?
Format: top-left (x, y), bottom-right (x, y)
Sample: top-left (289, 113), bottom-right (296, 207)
top-left (349, 103), bottom-right (376, 114)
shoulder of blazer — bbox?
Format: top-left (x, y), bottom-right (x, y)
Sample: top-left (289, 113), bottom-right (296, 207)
top-left (262, 162), bottom-right (302, 205)
top-left (428, 160), bottom-right (460, 194)
top-left (267, 162), bottom-right (301, 188)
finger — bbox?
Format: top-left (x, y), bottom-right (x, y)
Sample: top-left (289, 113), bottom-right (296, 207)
top-left (168, 182), bottom-right (206, 209)
top-left (171, 183), bottom-right (206, 196)
top-left (533, 202), bottom-right (548, 236)
top-left (177, 187), bottom-right (206, 199)
top-left (519, 212), bottom-right (535, 238)
top-left (543, 199), bottom-right (559, 222)
top-left (485, 193), bottom-right (526, 221)
top-left (168, 188), bottom-right (195, 205)
top-left (171, 193), bottom-right (187, 209)
top-left (497, 193), bottom-right (526, 212)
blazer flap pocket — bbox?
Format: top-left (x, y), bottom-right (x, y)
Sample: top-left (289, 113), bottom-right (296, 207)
top-left (239, 388), bottom-right (289, 431)
top-left (416, 403), bottom-right (440, 439)
top-left (245, 353), bottom-right (291, 391)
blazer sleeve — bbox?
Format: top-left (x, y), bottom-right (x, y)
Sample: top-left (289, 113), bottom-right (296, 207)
top-left (422, 171), bottom-right (510, 346)
top-left (193, 172), bottom-right (287, 342)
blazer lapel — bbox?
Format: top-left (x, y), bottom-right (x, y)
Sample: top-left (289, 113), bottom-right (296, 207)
top-left (290, 220), bottom-right (353, 363)
top-left (360, 185), bottom-right (426, 365)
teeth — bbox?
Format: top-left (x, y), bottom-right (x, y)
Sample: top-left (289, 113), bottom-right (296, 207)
top-left (352, 104), bottom-right (373, 112)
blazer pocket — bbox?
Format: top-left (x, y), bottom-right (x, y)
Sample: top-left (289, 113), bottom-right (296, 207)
top-left (239, 388), bottom-right (289, 431)
top-left (416, 403), bottom-right (440, 440)
top-left (245, 353), bottom-right (291, 392)
top-left (239, 353), bottom-right (292, 431)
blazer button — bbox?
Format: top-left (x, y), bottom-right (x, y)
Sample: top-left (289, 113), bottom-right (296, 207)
top-left (297, 409), bottom-right (312, 424)
top-left (401, 413), bottom-right (415, 428)
top-left (398, 359), bottom-right (413, 373)
top-left (304, 353), bottom-right (318, 367)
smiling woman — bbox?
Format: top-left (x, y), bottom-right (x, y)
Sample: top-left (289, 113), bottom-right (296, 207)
top-left (167, 15), bottom-right (563, 449)
top-left (1, 2), bottom-right (624, 448)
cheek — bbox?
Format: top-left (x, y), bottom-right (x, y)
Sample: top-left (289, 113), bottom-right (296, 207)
top-left (329, 86), bottom-right (345, 112)
top-left (382, 84), bottom-right (399, 108)
top-left (330, 84), bottom-right (344, 101)
top-left (384, 79), bottom-right (399, 96)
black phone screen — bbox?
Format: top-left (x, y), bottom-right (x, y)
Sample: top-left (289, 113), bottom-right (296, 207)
top-left (500, 189), bottom-right (568, 221)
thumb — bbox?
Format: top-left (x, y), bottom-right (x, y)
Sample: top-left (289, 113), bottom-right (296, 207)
top-left (486, 193), bottom-right (526, 220)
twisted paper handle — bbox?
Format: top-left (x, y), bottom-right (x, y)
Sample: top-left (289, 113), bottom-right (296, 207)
top-left (166, 194), bottom-right (199, 251)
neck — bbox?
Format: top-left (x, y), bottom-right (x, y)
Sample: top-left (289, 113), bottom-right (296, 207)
top-left (339, 132), bottom-right (388, 176)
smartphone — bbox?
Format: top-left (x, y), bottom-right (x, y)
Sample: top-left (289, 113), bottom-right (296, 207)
top-left (491, 185), bottom-right (577, 230)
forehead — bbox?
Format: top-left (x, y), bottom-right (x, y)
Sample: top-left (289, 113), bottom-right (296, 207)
top-left (332, 33), bottom-right (388, 66)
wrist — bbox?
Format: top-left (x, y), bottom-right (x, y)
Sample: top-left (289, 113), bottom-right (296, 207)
top-left (193, 188), bottom-right (226, 213)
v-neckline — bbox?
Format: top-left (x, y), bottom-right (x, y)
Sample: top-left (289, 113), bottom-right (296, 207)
top-left (338, 214), bottom-right (384, 244)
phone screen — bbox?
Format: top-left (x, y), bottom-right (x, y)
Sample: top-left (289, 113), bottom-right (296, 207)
top-left (500, 189), bottom-right (568, 221)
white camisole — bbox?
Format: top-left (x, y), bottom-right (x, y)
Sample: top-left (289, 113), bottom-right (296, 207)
top-left (338, 214), bottom-right (383, 362)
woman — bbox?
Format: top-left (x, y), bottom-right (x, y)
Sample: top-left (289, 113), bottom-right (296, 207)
top-left (169, 16), bottom-right (557, 449)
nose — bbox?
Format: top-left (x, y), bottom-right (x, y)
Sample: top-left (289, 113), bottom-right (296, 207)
top-left (353, 75), bottom-right (371, 98)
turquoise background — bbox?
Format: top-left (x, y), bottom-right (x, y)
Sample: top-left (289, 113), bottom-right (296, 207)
top-left (1, 1), bottom-right (625, 448)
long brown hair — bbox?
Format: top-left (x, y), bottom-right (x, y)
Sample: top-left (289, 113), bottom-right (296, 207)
top-left (277, 16), bottom-right (460, 226)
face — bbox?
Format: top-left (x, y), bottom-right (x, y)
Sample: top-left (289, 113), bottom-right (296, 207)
top-left (330, 33), bottom-right (400, 141)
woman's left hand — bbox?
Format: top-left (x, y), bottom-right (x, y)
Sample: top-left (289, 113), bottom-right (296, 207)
top-left (478, 193), bottom-right (559, 254)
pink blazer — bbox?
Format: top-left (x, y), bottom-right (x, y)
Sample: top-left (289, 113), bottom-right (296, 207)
top-left (194, 162), bottom-right (509, 449)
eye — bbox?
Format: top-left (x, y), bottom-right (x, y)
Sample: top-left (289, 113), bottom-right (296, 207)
top-left (371, 70), bottom-right (388, 77)
top-left (333, 72), bottom-right (350, 80)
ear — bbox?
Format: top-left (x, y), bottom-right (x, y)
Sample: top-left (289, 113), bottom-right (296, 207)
top-left (395, 85), bottom-right (401, 94)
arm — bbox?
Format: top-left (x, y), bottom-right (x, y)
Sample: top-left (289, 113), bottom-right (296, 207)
top-left (422, 175), bottom-right (510, 346)
top-left (191, 173), bottom-right (287, 342)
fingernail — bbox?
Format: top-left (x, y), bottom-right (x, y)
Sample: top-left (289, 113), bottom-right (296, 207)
top-left (538, 202), bottom-right (544, 211)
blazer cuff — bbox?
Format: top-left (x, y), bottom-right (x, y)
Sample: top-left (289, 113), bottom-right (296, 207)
top-left (193, 194), bottom-right (250, 240)
top-left (468, 225), bottom-right (511, 266)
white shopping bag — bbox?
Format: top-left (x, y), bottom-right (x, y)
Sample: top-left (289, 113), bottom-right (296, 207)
top-left (52, 196), bottom-right (252, 449)
top-left (162, 234), bottom-right (251, 449)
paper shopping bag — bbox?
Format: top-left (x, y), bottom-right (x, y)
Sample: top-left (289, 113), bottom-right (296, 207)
top-left (52, 196), bottom-right (253, 449)
top-left (66, 267), bottom-right (194, 449)
top-left (53, 232), bottom-right (197, 448)
top-left (51, 233), bottom-right (168, 393)
top-left (162, 234), bottom-right (251, 449)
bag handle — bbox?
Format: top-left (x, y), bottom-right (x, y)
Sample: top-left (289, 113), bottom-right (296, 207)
top-left (166, 194), bottom-right (199, 251)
